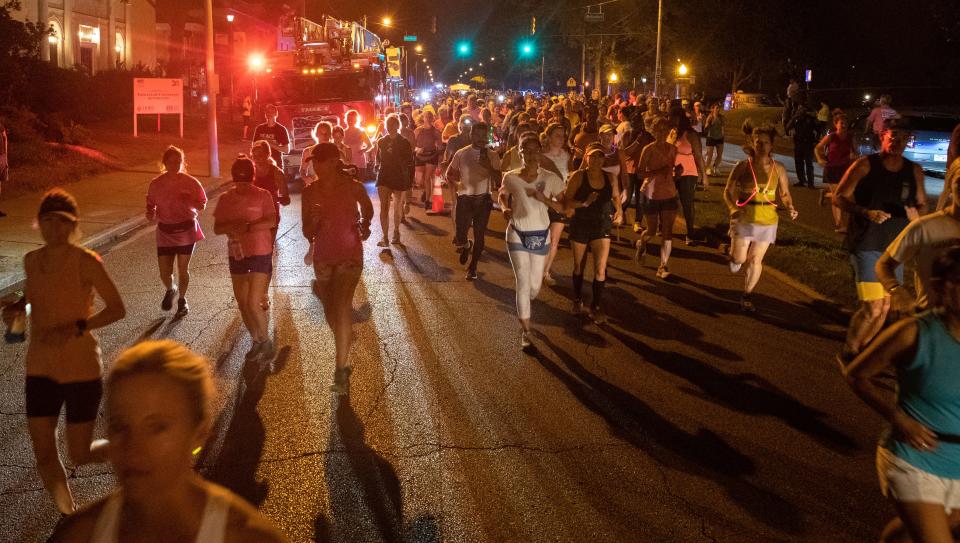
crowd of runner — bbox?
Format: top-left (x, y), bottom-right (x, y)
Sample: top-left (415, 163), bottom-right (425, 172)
top-left (2, 86), bottom-right (960, 542)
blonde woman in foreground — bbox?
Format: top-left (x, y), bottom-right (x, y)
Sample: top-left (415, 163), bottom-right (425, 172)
top-left (54, 340), bottom-right (287, 542)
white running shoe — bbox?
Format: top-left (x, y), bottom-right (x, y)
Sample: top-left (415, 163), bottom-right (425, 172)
top-left (729, 261), bottom-right (742, 273)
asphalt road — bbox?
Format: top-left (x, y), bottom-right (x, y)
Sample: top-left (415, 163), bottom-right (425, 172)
top-left (1, 183), bottom-right (892, 542)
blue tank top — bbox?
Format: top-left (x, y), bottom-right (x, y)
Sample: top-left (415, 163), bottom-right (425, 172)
top-left (885, 312), bottom-right (960, 478)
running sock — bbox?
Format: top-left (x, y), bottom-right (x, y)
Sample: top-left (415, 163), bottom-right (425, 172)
top-left (572, 273), bottom-right (584, 300)
top-left (591, 279), bottom-right (606, 309)
top-left (662, 240), bottom-right (673, 265)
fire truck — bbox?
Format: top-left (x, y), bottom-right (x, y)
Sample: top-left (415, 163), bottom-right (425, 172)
top-left (256, 15), bottom-right (402, 178)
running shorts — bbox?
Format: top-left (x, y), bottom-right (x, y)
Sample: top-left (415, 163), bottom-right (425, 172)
top-left (568, 222), bottom-right (611, 244)
top-left (643, 197), bottom-right (679, 215)
top-left (877, 447), bottom-right (960, 513)
top-left (157, 244), bottom-right (196, 257)
top-left (850, 250), bottom-right (902, 302)
top-left (229, 254), bottom-right (273, 275)
top-left (25, 376), bottom-right (102, 423)
top-left (705, 137), bottom-right (724, 147)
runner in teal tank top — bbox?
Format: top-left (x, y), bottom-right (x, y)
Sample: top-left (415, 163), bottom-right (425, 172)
top-left (846, 245), bottom-right (960, 541)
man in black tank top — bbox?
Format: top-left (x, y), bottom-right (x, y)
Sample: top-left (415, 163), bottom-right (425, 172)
top-left (834, 117), bottom-right (927, 365)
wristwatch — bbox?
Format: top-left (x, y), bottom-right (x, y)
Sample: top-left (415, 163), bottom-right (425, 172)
top-left (75, 319), bottom-right (88, 337)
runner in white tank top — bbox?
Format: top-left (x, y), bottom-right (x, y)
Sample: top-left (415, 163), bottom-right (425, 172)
top-left (90, 485), bottom-right (231, 543)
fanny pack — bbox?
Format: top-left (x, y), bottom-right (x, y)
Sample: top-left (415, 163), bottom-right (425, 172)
top-left (416, 149), bottom-right (440, 161)
top-left (511, 225), bottom-right (549, 251)
top-left (157, 219), bottom-right (196, 234)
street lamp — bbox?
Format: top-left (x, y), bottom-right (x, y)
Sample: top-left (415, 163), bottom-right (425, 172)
top-left (676, 62), bottom-right (691, 99)
top-left (226, 13), bottom-right (234, 22)
top-left (382, 16), bottom-right (392, 26)
top-left (415, 44), bottom-right (423, 53)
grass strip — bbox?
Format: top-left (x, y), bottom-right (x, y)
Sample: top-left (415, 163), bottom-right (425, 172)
top-left (695, 184), bottom-right (859, 308)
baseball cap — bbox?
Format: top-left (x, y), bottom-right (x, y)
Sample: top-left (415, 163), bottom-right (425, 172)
top-left (584, 142), bottom-right (606, 157)
top-left (598, 124), bottom-right (616, 135)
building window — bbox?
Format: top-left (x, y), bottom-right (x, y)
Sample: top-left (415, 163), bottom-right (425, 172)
top-left (115, 32), bottom-right (125, 68)
top-left (47, 20), bottom-right (62, 66)
top-left (78, 25), bottom-right (100, 45)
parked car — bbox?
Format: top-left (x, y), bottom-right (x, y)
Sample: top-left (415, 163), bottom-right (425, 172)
top-left (729, 91), bottom-right (779, 109)
top-left (851, 110), bottom-right (958, 177)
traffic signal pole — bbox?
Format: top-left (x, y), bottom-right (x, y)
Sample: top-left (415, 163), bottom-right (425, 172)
top-left (653, 0), bottom-right (662, 97)
top-left (204, 0), bottom-right (220, 177)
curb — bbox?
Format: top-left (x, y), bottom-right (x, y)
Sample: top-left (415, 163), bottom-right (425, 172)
top-left (0, 177), bottom-right (233, 299)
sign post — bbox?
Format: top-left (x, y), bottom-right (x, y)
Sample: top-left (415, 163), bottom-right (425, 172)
top-left (133, 78), bottom-right (184, 138)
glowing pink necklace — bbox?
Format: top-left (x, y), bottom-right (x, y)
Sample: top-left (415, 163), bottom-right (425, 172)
top-left (736, 159), bottom-right (778, 208)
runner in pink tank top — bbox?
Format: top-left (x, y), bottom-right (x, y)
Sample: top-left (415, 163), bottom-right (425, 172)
top-left (302, 143), bottom-right (374, 395)
top-left (146, 146), bottom-right (207, 317)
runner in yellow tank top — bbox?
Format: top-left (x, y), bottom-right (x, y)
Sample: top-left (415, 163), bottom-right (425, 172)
top-left (723, 122), bottom-right (799, 312)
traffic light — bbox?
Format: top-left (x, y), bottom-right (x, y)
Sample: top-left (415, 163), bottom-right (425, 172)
top-left (518, 40), bottom-right (535, 58)
top-left (456, 41), bottom-right (472, 57)
top-left (530, 16), bottom-right (536, 35)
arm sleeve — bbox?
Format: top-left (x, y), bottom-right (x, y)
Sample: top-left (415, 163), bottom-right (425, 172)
top-left (278, 126), bottom-right (290, 146)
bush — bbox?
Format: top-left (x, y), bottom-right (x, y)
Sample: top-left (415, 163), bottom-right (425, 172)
top-left (0, 106), bottom-right (51, 167)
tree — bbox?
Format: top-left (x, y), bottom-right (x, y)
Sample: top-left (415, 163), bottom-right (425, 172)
top-left (0, 0), bottom-right (48, 104)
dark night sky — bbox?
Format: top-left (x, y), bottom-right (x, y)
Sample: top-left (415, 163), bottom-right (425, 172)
top-left (298, 0), bottom-right (960, 96)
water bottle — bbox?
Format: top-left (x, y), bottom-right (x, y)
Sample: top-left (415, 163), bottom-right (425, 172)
top-left (3, 299), bottom-right (27, 344)
top-left (228, 238), bottom-right (244, 260)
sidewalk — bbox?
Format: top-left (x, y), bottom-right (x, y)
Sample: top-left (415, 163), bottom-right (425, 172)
top-left (0, 139), bottom-right (248, 295)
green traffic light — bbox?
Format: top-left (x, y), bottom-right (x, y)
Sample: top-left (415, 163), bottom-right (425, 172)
top-left (519, 41), bottom-right (535, 57)
top-left (456, 41), bottom-right (472, 56)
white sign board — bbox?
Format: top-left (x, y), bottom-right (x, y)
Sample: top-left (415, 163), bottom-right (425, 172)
top-left (133, 78), bottom-right (183, 137)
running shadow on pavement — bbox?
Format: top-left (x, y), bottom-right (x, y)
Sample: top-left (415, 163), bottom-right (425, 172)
top-left (406, 217), bottom-right (450, 237)
top-left (602, 284), bottom-right (743, 362)
top-left (324, 400), bottom-right (406, 542)
top-left (530, 332), bottom-right (805, 535)
top-left (201, 346), bottom-right (291, 506)
top-left (608, 263), bottom-right (841, 341)
top-left (390, 244), bottom-right (454, 282)
top-left (472, 275), bottom-right (610, 347)
top-left (600, 322), bottom-right (859, 454)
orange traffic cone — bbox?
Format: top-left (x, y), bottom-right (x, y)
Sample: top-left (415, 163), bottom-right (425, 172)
top-left (425, 169), bottom-right (448, 216)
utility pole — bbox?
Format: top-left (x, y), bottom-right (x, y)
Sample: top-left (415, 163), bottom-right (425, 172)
top-left (653, 0), bottom-right (662, 97)
top-left (540, 55), bottom-right (545, 92)
top-left (580, 41), bottom-right (586, 95)
top-left (204, 0), bottom-right (220, 177)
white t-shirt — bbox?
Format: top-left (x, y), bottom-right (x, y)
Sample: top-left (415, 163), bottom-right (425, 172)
top-left (501, 168), bottom-right (564, 232)
top-left (885, 210), bottom-right (960, 308)
top-left (448, 145), bottom-right (501, 196)
top-left (542, 148), bottom-right (571, 184)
